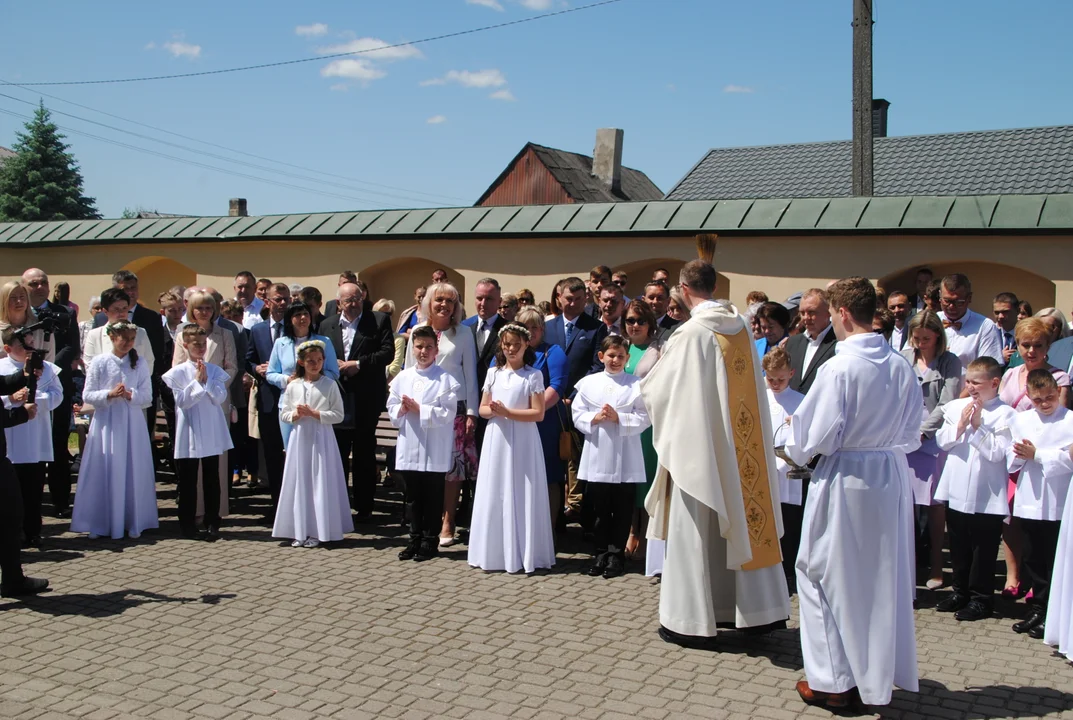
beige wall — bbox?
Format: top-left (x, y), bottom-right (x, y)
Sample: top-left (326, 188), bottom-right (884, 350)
top-left (1, 233), bottom-right (1069, 323)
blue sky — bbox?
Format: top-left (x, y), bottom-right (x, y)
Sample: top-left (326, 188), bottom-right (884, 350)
top-left (1, 0), bottom-right (1070, 218)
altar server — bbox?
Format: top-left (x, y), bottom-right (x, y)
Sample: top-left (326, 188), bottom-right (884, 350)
top-left (388, 326), bottom-right (460, 562)
top-left (273, 340), bottom-right (352, 548)
top-left (0, 327), bottom-right (63, 548)
top-left (784, 277), bottom-right (922, 710)
top-left (1007, 369), bottom-right (1073, 640)
top-left (162, 325), bottom-right (233, 540)
top-left (762, 348), bottom-right (804, 594)
top-left (1044, 445), bottom-right (1073, 659)
top-left (71, 322), bottom-right (158, 540)
top-left (933, 357), bottom-right (1018, 621)
top-left (573, 335), bottom-right (651, 579)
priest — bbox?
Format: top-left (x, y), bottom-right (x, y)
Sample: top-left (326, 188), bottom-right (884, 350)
top-left (642, 260), bottom-right (791, 649)
top-left (781, 276), bottom-right (921, 711)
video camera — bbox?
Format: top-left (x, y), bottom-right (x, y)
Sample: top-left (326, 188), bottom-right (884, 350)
top-left (10, 316), bottom-right (55, 395)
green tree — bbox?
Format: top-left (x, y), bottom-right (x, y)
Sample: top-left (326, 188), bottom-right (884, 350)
top-left (0, 102), bottom-right (100, 222)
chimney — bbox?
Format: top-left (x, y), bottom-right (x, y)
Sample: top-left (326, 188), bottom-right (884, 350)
top-left (592, 128), bottom-right (624, 195)
top-left (871, 98), bottom-right (890, 139)
top-left (229, 198), bottom-right (248, 217)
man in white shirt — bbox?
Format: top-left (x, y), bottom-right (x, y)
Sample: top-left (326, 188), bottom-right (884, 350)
top-left (887, 291), bottom-right (911, 351)
top-left (992, 291), bottom-right (1020, 365)
top-left (785, 289), bottom-right (836, 396)
top-left (461, 278), bottom-right (504, 394)
top-left (938, 274), bottom-right (1004, 368)
top-left (233, 271), bottom-right (265, 330)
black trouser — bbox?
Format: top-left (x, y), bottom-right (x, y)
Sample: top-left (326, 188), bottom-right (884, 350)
top-left (14, 463), bottom-right (45, 541)
top-left (228, 409), bottom-right (249, 482)
top-left (780, 501), bottom-right (805, 593)
top-left (1021, 517), bottom-right (1061, 609)
top-left (946, 508), bottom-right (1004, 605)
top-left (159, 384), bottom-right (177, 472)
top-left (404, 471), bottom-right (446, 542)
top-left (145, 380), bottom-right (160, 466)
top-left (47, 398), bottom-right (72, 512)
top-left (589, 482), bottom-right (635, 555)
top-left (176, 456), bottom-right (221, 531)
top-left (0, 459), bottom-right (25, 588)
top-left (257, 410), bottom-right (285, 521)
top-left (337, 413), bottom-right (380, 515)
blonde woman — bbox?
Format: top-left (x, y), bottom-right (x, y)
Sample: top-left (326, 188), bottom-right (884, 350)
top-left (0, 280), bottom-right (55, 361)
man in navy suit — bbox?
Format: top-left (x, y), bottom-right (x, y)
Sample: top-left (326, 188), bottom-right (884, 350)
top-left (461, 278), bottom-right (507, 454)
top-left (246, 283), bottom-right (290, 523)
top-left (319, 282), bottom-right (395, 520)
top-left (544, 277), bottom-right (607, 524)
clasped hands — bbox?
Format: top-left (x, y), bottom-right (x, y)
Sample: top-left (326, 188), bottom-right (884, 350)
top-left (108, 383), bottom-right (133, 401)
top-left (590, 404), bottom-right (619, 425)
top-left (293, 403), bottom-right (320, 420)
top-left (398, 395), bottom-right (421, 416)
top-left (956, 400), bottom-right (984, 437)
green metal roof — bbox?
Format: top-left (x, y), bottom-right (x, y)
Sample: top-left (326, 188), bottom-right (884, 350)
top-left (0, 195), bottom-right (1070, 247)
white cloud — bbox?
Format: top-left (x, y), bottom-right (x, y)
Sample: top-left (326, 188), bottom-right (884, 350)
top-left (321, 59), bottom-right (386, 82)
top-left (519, 0), bottom-right (555, 9)
top-left (422, 68), bottom-right (507, 89)
top-left (467, 0), bottom-right (504, 8)
top-left (723, 84), bottom-right (754, 94)
top-left (317, 37), bottom-right (423, 61)
top-left (427, 115), bottom-right (447, 124)
top-left (329, 83), bottom-right (349, 92)
top-left (162, 40), bottom-right (201, 59)
top-left (489, 89), bottom-right (516, 101)
top-left (296, 23), bottom-right (329, 37)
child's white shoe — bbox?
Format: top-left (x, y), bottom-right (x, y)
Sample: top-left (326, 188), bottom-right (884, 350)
top-left (303, 538), bottom-right (320, 548)
top-left (290, 540), bottom-right (302, 548)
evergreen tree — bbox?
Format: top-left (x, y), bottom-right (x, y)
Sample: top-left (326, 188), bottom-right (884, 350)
top-left (0, 102), bottom-right (100, 222)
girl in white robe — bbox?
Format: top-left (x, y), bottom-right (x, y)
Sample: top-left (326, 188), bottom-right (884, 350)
top-left (468, 324), bottom-right (556, 574)
top-left (71, 322), bottom-right (158, 540)
top-left (273, 340), bottom-right (353, 547)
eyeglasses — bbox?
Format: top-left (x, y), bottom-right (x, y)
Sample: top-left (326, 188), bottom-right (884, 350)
top-left (940, 297), bottom-right (969, 308)
top-left (613, 280), bottom-right (627, 287)
top-left (624, 318), bottom-right (648, 326)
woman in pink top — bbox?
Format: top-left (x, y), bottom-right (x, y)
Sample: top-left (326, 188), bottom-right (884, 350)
top-left (998, 317), bottom-right (1071, 598)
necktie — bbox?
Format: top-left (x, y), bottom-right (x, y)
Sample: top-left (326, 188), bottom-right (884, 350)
top-left (943, 319), bottom-right (963, 331)
top-left (565, 321), bottom-right (576, 347)
top-left (272, 322), bottom-right (280, 342)
top-left (479, 320), bottom-right (489, 352)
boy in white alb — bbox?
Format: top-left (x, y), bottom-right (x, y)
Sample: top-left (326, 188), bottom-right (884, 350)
top-left (763, 347), bottom-right (804, 594)
top-left (933, 357), bottom-right (1018, 622)
top-left (1006, 369), bottom-right (1073, 640)
top-left (0, 327), bottom-right (63, 548)
top-left (162, 325), bottom-right (233, 540)
top-left (573, 335), bottom-right (651, 579)
top-left (388, 326), bottom-right (460, 562)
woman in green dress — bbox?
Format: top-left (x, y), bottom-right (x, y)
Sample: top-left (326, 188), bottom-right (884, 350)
top-left (622, 299), bottom-right (666, 566)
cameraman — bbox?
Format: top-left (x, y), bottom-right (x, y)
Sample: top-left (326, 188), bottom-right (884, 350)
top-left (0, 363), bottom-right (48, 597)
top-left (21, 269), bottom-right (80, 518)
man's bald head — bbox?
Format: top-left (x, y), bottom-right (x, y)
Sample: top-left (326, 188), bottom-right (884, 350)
top-left (21, 268), bottom-right (50, 307)
top-left (338, 282), bottom-right (363, 321)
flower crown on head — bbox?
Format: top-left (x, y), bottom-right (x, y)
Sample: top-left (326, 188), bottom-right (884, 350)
top-left (106, 320), bottom-right (138, 334)
top-left (296, 339), bottom-right (326, 355)
top-left (498, 322), bottom-right (531, 341)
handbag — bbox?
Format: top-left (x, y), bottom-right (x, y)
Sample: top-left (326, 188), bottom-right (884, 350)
top-left (555, 401), bottom-right (580, 462)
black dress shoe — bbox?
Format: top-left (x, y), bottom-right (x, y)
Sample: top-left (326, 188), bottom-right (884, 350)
top-left (413, 540), bottom-right (437, 562)
top-left (1013, 607), bottom-right (1046, 634)
top-left (1, 577), bottom-right (50, 598)
top-left (205, 526), bottom-right (221, 542)
top-left (398, 540), bottom-right (420, 561)
top-left (588, 552), bottom-right (609, 576)
top-left (936, 593), bottom-right (970, 613)
top-left (658, 625), bottom-right (718, 651)
top-left (603, 554), bottom-right (624, 579)
top-left (954, 600), bottom-right (991, 622)
top-left (22, 536), bottom-right (42, 549)
top-left (54, 508), bottom-right (70, 519)
top-left (1028, 621), bottom-right (1046, 640)
top-left (354, 510), bottom-right (373, 522)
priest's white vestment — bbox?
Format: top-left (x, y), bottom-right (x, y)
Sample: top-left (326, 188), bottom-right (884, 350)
top-left (642, 300), bottom-right (790, 635)
top-left (783, 332), bottom-right (922, 706)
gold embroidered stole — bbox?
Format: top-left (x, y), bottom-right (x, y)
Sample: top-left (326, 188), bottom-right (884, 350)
top-left (714, 331), bottom-right (782, 571)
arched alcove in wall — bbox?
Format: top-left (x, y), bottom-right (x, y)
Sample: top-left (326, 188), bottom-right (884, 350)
top-left (121, 256), bottom-right (197, 310)
top-left (359, 258), bottom-right (465, 326)
top-left (879, 262), bottom-right (1056, 316)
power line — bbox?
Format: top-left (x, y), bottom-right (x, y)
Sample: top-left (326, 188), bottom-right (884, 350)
top-left (0, 106), bottom-right (397, 208)
top-left (0, 79), bottom-right (468, 204)
top-left (14, 0), bottom-right (625, 87)
top-left (0, 91), bottom-right (456, 207)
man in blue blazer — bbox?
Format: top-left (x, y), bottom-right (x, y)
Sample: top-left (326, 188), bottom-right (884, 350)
top-left (462, 278), bottom-right (507, 454)
top-left (544, 277), bottom-right (607, 524)
top-left (245, 283), bottom-right (290, 523)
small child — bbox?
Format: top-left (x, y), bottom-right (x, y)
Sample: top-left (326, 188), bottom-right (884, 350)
top-left (1007, 369), bottom-right (1073, 639)
top-left (162, 325), bottom-right (233, 540)
top-left (71, 321), bottom-right (158, 540)
top-left (0, 328), bottom-right (63, 548)
top-left (388, 326), bottom-right (461, 562)
top-left (572, 335), bottom-right (651, 578)
top-left (933, 356), bottom-right (1018, 621)
top-left (763, 347), bottom-right (804, 593)
top-left (273, 340), bottom-right (352, 548)
top-left (468, 323), bottom-right (556, 574)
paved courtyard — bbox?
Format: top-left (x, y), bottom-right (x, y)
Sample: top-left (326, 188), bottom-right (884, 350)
top-left (2, 481), bottom-right (1073, 720)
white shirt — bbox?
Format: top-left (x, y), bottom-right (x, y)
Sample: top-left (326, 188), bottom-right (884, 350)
top-left (572, 371), bottom-right (650, 484)
top-left (161, 360), bottom-right (234, 459)
top-left (241, 297), bottom-right (265, 330)
top-left (890, 324), bottom-right (907, 351)
top-left (938, 309), bottom-right (1004, 368)
top-left (475, 313), bottom-right (499, 352)
top-left (803, 324), bottom-right (833, 372)
top-left (0, 357), bottom-right (62, 464)
top-left (340, 312), bottom-right (362, 360)
top-left (1009, 406), bottom-right (1073, 521)
top-left (767, 386), bottom-right (805, 505)
top-left (935, 396), bottom-right (1018, 515)
top-left (388, 364), bottom-right (461, 473)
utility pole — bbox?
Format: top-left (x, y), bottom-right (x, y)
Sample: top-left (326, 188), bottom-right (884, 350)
top-left (851, 0), bottom-right (874, 196)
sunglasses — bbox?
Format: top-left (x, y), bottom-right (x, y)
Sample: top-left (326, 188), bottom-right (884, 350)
top-left (624, 317), bottom-right (648, 326)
